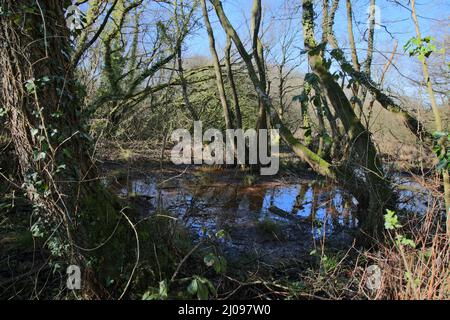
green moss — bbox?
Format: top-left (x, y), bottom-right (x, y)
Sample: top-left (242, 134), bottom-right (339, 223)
top-left (243, 174), bottom-right (257, 186)
top-left (78, 187), bottom-right (133, 288)
top-left (257, 218), bottom-right (284, 241)
top-left (0, 230), bottom-right (33, 253)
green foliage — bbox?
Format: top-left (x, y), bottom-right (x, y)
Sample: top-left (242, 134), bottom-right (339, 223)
top-left (293, 72), bottom-right (331, 150)
top-left (384, 209), bottom-right (401, 230)
top-left (395, 234), bottom-right (416, 249)
top-left (304, 72), bottom-right (320, 85)
top-left (33, 150), bottom-right (46, 162)
top-left (142, 280), bottom-right (169, 300)
top-left (293, 91), bottom-right (309, 104)
top-left (257, 218), bottom-right (284, 240)
top-left (215, 229), bottom-right (226, 239)
top-left (384, 209), bottom-right (416, 249)
top-left (432, 131), bottom-right (450, 172)
top-left (310, 250), bottom-right (341, 273)
top-left (404, 36), bottom-right (441, 62)
top-left (203, 252), bottom-right (227, 274)
top-left (65, 3), bottom-right (86, 37)
top-left (25, 79), bottom-right (36, 94)
top-left (47, 236), bottom-right (70, 257)
top-left (330, 48), bottom-right (345, 61)
top-left (186, 276), bottom-right (216, 300)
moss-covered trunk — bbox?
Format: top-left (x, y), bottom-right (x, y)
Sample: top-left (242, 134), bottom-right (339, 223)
top-left (302, 0), bottom-right (396, 236)
top-left (210, 0), bottom-right (395, 238)
top-left (251, 0), bottom-right (268, 131)
top-left (0, 0), bottom-right (133, 297)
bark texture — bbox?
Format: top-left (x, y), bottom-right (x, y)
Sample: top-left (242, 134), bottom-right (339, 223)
top-left (0, 0), bottom-right (132, 297)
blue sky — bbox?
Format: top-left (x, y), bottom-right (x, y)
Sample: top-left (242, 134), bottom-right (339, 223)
top-left (77, 0), bottom-right (448, 99)
top-left (186, 0), bottom-right (448, 55)
top-left (183, 0), bottom-right (449, 96)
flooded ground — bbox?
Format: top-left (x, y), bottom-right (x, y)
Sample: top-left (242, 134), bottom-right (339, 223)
top-left (106, 166), bottom-right (361, 264)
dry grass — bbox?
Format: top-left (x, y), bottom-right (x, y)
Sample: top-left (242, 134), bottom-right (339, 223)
top-left (362, 177), bottom-right (449, 299)
top-left (365, 230), bottom-right (449, 299)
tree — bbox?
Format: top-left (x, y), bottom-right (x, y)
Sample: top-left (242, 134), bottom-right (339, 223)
top-left (0, 0), bottom-right (133, 296)
top-left (345, 0), bottom-right (361, 112)
top-left (201, 0), bottom-right (234, 130)
top-left (225, 35), bottom-right (243, 129)
top-left (409, 0), bottom-right (450, 234)
top-left (251, 0), bottom-right (268, 131)
top-left (209, 0), bottom-right (395, 238)
top-left (176, 0), bottom-right (200, 121)
top-left (325, 1), bottom-right (431, 143)
top-left (88, 0), bottom-right (196, 135)
top-left (302, 0), bottom-right (395, 236)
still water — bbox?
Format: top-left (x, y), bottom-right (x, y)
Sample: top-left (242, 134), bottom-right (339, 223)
top-left (111, 169), bottom-right (360, 261)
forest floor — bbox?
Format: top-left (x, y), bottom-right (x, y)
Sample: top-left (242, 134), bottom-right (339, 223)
top-left (94, 141), bottom-right (435, 299)
top-left (100, 155), bottom-right (362, 299)
top-left (0, 141), bottom-right (446, 300)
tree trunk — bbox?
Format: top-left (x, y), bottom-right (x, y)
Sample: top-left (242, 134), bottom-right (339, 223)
top-left (211, 0), bottom-right (395, 238)
top-left (410, 0), bottom-right (450, 234)
top-left (360, 0), bottom-right (376, 109)
top-left (177, 47), bottom-right (200, 121)
top-left (0, 0), bottom-right (132, 297)
top-left (251, 0), bottom-right (268, 131)
top-left (326, 5), bottom-right (431, 143)
top-left (345, 0), bottom-right (362, 113)
top-left (225, 35), bottom-right (243, 128)
top-left (302, 0), bottom-right (396, 237)
top-left (201, 0), bottom-right (234, 130)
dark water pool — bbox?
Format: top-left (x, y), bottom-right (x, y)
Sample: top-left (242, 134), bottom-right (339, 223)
top-left (110, 170), bottom-right (360, 261)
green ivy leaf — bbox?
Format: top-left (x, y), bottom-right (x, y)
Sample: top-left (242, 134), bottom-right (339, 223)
top-left (203, 253), bottom-right (216, 267)
top-left (187, 278), bottom-right (198, 295)
top-left (25, 79), bottom-right (36, 94)
top-left (30, 128), bottom-right (39, 137)
top-left (33, 151), bottom-right (46, 161)
top-left (197, 281), bottom-right (209, 300)
top-left (158, 280), bottom-right (168, 299)
top-left (215, 229), bottom-right (226, 239)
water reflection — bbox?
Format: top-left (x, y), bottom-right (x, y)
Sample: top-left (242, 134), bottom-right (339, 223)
top-left (115, 172), bottom-right (357, 241)
top-left (106, 169), bottom-right (432, 261)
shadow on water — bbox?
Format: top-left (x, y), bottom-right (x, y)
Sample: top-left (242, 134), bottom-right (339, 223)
top-left (109, 169), bottom-right (360, 262)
